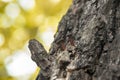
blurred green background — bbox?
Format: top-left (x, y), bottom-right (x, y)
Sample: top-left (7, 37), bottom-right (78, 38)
top-left (0, 0), bottom-right (72, 80)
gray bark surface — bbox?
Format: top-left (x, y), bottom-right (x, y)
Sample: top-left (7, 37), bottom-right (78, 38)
top-left (29, 0), bottom-right (120, 80)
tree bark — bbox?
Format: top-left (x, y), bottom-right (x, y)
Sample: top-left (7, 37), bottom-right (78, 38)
top-left (29, 0), bottom-right (120, 80)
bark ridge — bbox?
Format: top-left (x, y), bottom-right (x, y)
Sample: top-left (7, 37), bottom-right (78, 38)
top-left (29, 0), bottom-right (120, 80)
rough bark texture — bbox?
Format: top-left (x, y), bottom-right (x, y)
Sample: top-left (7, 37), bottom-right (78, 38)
top-left (29, 0), bottom-right (120, 80)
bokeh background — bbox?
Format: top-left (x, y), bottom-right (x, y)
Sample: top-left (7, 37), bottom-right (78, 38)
top-left (0, 0), bottom-right (72, 80)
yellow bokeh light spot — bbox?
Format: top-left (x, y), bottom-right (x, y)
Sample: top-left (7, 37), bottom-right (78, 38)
top-left (35, 15), bottom-right (45, 26)
top-left (18, 0), bottom-right (35, 11)
top-left (2, 0), bottom-right (13, 2)
top-left (0, 33), bottom-right (5, 46)
top-left (13, 28), bottom-right (28, 41)
top-left (5, 50), bottom-right (37, 77)
top-left (13, 15), bottom-right (26, 27)
top-left (0, 48), bottom-right (10, 63)
top-left (5, 3), bottom-right (20, 19)
top-left (49, 0), bottom-right (60, 4)
top-left (1, 15), bottom-right (12, 28)
top-left (8, 28), bottom-right (28, 50)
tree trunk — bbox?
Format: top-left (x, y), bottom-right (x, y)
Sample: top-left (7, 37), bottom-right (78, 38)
top-left (29, 0), bottom-right (120, 80)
